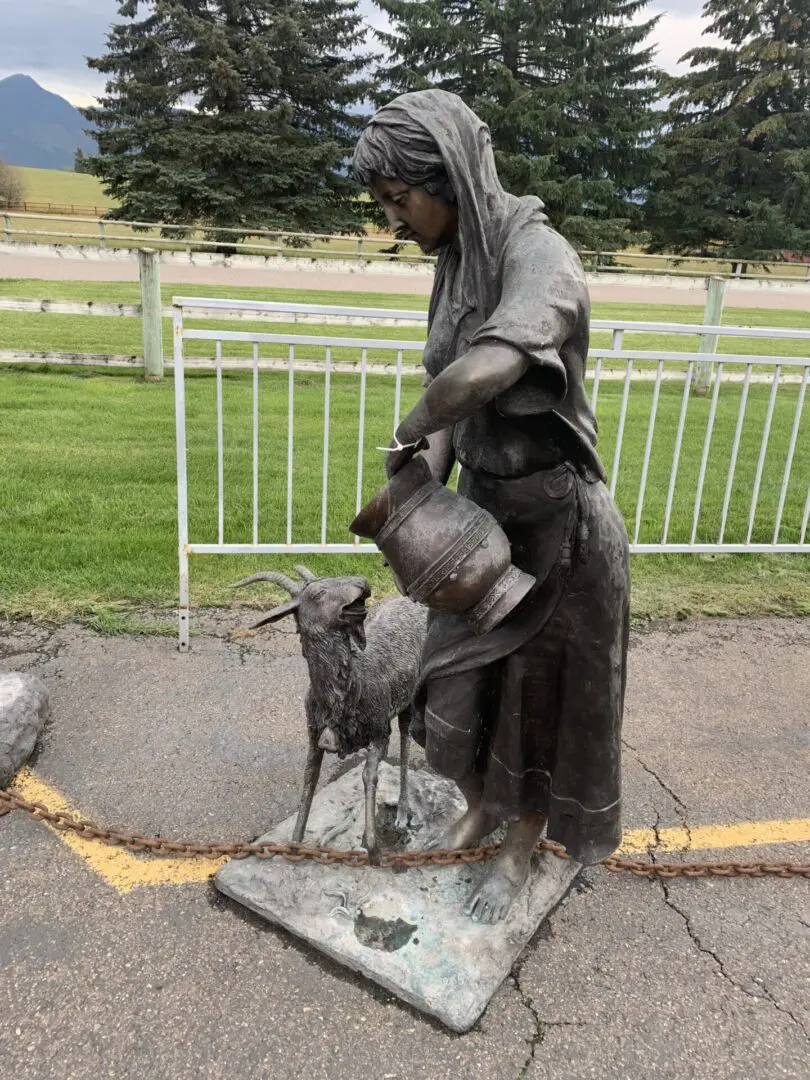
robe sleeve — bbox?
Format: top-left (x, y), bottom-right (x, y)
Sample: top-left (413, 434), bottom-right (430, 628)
top-left (470, 224), bottom-right (589, 417)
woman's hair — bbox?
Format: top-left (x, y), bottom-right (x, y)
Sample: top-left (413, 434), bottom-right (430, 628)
top-left (353, 112), bottom-right (456, 203)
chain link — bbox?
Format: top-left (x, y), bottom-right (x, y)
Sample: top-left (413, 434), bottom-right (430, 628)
top-left (1, 786), bottom-right (808, 878)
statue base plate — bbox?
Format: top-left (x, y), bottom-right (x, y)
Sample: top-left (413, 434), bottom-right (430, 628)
top-left (214, 762), bottom-right (580, 1032)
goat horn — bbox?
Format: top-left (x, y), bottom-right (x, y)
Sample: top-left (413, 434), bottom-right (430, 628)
top-left (294, 565), bottom-right (318, 583)
top-left (230, 572), bottom-right (302, 595)
top-left (250, 598), bottom-right (301, 629)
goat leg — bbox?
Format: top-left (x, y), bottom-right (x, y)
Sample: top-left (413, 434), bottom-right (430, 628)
top-left (395, 708), bottom-right (413, 830)
top-left (292, 740), bottom-right (324, 843)
top-left (361, 739), bottom-right (386, 865)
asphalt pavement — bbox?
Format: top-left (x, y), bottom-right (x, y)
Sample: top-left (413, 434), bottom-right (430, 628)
top-left (0, 611), bottom-right (808, 1079)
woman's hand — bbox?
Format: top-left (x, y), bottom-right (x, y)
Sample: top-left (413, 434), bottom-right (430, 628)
top-left (381, 434), bottom-right (429, 478)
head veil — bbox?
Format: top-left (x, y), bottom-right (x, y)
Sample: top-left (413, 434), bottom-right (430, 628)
top-left (354, 90), bottom-right (547, 325)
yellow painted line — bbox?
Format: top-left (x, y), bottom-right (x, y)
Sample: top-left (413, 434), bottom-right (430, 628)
top-left (10, 769), bottom-right (224, 894)
top-left (6, 769), bottom-right (809, 895)
top-left (619, 819), bottom-right (810, 855)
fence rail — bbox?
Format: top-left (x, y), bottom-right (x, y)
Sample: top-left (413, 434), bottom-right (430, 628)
top-left (5, 201), bottom-right (112, 217)
top-left (7, 292), bottom-right (810, 374)
top-left (4, 211), bottom-right (810, 281)
top-left (170, 297), bottom-right (810, 649)
top-left (1, 211), bottom-right (433, 265)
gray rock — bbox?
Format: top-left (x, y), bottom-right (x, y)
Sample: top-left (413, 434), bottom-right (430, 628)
top-left (216, 761), bottom-right (580, 1032)
top-left (0, 672), bottom-right (49, 785)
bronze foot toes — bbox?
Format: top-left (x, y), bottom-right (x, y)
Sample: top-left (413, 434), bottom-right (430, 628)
top-left (463, 858), bottom-right (531, 923)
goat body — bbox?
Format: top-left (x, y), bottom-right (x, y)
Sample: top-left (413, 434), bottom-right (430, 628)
top-left (304, 596), bottom-right (426, 757)
top-left (235, 568), bottom-right (428, 861)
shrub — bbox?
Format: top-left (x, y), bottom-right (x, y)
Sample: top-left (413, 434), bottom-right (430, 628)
top-left (0, 160), bottom-right (24, 208)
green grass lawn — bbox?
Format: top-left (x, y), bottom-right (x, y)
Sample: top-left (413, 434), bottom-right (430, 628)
top-left (2, 281), bottom-right (808, 627)
top-left (2, 279), bottom-right (810, 369)
top-left (0, 277), bottom-right (429, 309)
top-left (1, 363), bottom-right (808, 629)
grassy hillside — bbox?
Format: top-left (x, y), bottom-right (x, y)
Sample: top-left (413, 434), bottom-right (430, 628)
top-left (15, 166), bottom-right (114, 210)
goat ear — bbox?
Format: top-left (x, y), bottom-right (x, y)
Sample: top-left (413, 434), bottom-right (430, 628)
top-left (340, 593), bottom-right (367, 650)
top-left (250, 598), bottom-right (300, 629)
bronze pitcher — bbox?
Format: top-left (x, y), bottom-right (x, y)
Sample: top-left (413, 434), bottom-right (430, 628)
top-left (350, 457), bottom-right (534, 635)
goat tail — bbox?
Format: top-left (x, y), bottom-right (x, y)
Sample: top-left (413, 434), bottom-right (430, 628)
top-left (230, 572), bottom-right (301, 595)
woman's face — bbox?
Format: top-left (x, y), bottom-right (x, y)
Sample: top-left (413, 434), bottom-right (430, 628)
top-left (370, 174), bottom-right (458, 255)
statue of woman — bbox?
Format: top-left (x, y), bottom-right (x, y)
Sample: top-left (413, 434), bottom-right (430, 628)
top-left (353, 91), bottom-right (630, 924)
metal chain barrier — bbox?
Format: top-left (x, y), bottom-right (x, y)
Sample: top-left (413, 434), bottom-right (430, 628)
top-left (1, 786), bottom-right (808, 878)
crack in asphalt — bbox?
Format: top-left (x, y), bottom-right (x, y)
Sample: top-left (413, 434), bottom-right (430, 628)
top-left (622, 737), bottom-right (693, 847)
top-left (511, 969), bottom-right (544, 1079)
top-left (660, 881), bottom-right (810, 1045)
top-left (0, 624), bottom-right (63, 673)
top-left (510, 960), bottom-right (587, 1079)
top-left (627, 737), bottom-right (809, 1047)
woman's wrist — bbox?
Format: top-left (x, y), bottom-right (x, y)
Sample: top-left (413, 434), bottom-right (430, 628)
top-left (393, 422), bottom-right (415, 446)
top-left (388, 432), bottom-right (421, 452)
top-left (396, 403), bottom-right (431, 446)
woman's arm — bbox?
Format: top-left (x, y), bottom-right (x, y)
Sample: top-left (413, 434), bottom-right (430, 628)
top-left (385, 341), bottom-right (564, 477)
top-left (397, 342), bottom-right (537, 444)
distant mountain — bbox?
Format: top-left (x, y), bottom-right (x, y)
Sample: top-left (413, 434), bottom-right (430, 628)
top-left (0, 74), bottom-right (96, 170)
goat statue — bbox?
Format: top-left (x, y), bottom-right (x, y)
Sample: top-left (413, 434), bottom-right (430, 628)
top-left (233, 567), bottom-right (428, 862)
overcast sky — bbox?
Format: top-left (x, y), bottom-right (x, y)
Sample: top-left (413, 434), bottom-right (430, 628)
top-left (0, 0), bottom-right (716, 108)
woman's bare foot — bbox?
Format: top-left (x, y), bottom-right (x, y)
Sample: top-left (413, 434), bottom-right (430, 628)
top-left (428, 775), bottom-right (497, 850)
top-left (430, 806), bottom-right (498, 850)
top-left (464, 811), bottom-right (547, 924)
top-left (464, 847), bottom-right (532, 923)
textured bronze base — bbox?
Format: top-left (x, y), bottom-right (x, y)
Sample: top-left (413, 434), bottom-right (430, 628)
top-left (215, 762), bottom-right (580, 1033)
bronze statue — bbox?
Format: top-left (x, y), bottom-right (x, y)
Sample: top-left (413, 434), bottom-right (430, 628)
top-left (233, 567), bottom-right (428, 863)
top-left (353, 91), bottom-right (630, 924)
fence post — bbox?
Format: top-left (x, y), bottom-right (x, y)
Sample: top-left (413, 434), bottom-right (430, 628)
top-left (3, 214), bottom-right (11, 243)
top-left (138, 248), bottom-right (163, 381)
top-left (695, 275), bottom-right (727, 396)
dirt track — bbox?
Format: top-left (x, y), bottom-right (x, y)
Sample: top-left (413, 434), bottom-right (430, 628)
top-left (2, 249), bottom-right (809, 310)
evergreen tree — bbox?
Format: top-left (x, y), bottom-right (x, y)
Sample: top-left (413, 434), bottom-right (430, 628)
top-left (83, 0), bottom-right (371, 237)
top-left (646, 0), bottom-right (810, 259)
top-left (371, 0), bottom-right (661, 249)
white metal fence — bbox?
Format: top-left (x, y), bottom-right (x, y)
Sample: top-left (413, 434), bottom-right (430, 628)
top-left (6, 211), bottom-right (810, 281)
top-left (174, 297), bottom-right (810, 649)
